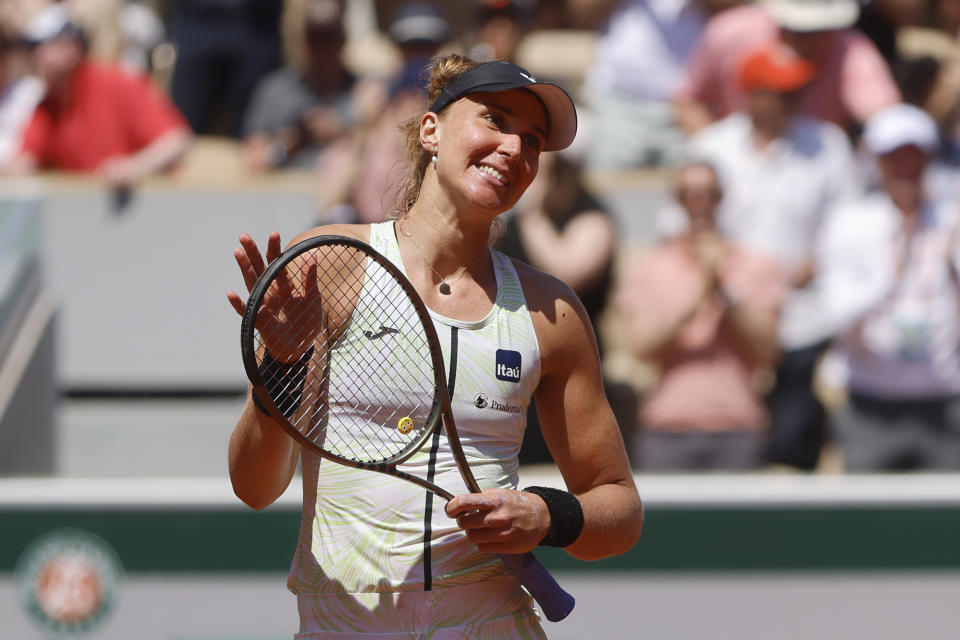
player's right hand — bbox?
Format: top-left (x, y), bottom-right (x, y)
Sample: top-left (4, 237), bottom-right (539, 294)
top-left (227, 232), bottom-right (323, 362)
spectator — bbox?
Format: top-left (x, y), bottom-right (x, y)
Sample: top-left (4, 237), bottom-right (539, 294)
top-left (580, 0), bottom-right (723, 169)
top-left (897, 0), bottom-right (960, 145)
top-left (242, 0), bottom-right (359, 171)
top-left (0, 2), bottom-right (50, 37)
top-left (673, 0), bottom-right (901, 138)
top-left (383, 2), bottom-right (452, 100)
top-left (313, 2), bottom-right (451, 224)
top-left (495, 141), bottom-right (620, 463)
top-left (168, 0), bottom-right (284, 138)
top-left (616, 161), bottom-right (787, 471)
top-left (0, 23), bottom-right (42, 167)
top-left (497, 146), bottom-right (615, 341)
top-left (63, 0), bottom-right (166, 70)
top-left (467, 0), bottom-right (537, 63)
top-left (115, 1), bottom-right (166, 72)
top-left (662, 43), bottom-right (864, 470)
top-left (817, 104), bottom-right (960, 471)
top-left (8, 4), bottom-right (191, 188)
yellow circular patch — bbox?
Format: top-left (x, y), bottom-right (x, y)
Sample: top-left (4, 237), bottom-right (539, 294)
top-left (397, 417), bottom-right (414, 434)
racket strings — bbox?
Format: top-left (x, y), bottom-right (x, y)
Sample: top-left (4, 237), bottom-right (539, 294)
top-left (254, 244), bottom-right (440, 464)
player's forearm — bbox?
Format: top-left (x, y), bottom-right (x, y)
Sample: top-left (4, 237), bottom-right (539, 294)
top-left (228, 397), bottom-right (299, 510)
top-left (565, 481), bottom-right (643, 561)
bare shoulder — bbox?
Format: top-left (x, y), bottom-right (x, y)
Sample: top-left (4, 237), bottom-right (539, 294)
top-left (510, 258), bottom-right (580, 311)
top-left (287, 223), bottom-right (373, 248)
top-left (509, 258), bottom-right (596, 370)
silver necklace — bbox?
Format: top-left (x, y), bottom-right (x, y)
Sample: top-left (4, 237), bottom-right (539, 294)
top-left (399, 221), bottom-right (467, 295)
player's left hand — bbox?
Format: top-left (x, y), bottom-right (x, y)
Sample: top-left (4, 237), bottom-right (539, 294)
top-left (446, 488), bottom-right (550, 554)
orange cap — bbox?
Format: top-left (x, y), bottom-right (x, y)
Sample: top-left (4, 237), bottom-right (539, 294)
top-left (738, 43), bottom-right (816, 93)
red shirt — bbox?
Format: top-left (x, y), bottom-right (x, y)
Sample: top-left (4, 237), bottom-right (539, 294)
top-left (22, 61), bottom-right (187, 171)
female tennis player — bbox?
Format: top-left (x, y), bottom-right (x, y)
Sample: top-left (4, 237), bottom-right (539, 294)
top-left (226, 54), bottom-right (643, 638)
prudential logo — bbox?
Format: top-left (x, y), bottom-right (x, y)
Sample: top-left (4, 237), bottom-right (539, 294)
top-left (495, 349), bottom-right (521, 383)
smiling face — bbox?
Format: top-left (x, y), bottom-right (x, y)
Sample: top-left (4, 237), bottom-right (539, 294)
top-left (423, 88), bottom-right (548, 217)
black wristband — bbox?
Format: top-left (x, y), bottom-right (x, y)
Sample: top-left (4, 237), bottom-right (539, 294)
top-left (257, 347), bottom-right (314, 418)
top-left (524, 485), bottom-right (584, 548)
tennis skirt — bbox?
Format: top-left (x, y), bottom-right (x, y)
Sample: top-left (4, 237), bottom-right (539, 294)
top-left (294, 576), bottom-right (546, 639)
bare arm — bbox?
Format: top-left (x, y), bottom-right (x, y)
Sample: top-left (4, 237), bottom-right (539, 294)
top-left (228, 392), bottom-right (301, 510)
top-left (715, 280), bottom-right (781, 366)
top-left (614, 245), bottom-right (713, 362)
top-left (446, 269), bottom-right (642, 559)
top-left (224, 224), bottom-right (370, 508)
top-left (0, 151), bottom-right (37, 175)
top-left (627, 275), bottom-right (713, 361)
top-left (531, 275), bottom-right (643, 560)
top-left (99, 126), bottom-right (192, 187)
top-left (225, 232), bottom-right (301, 509)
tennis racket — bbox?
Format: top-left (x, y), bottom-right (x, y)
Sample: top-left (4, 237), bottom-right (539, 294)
top-left (239, 234), bottom-right (575, 622)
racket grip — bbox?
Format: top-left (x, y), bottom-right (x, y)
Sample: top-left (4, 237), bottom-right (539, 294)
top-left (498, 552), bottom-right (575, 622)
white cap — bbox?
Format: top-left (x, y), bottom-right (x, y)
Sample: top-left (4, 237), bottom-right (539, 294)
top-left (764, 0), bottom-right (859, 32)
top-left (862, 103), bottom-right (939, 156)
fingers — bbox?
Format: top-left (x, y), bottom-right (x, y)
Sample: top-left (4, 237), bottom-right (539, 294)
top-left (452, 506), bottom-right (513, 549)
top-left (454, 509), bottom-right (511, 531)
top-left (447, 489), bottom-right (550, 554)
top-left (235, 232), bottom-right (284, 294)
top-left (235, 246), bottom-right (261, 294)
top-left (304, 252), bottom-right (320, 297)
top-left (266, 231), bottom-right (282, 264)
top-left (239, 234), bottom-right (267, 275)
top-left (447, 492), bottom-right (517, 534)
top-left (226, 290), bottom-right (245, 316)
top-left (445, 492), bottom-right (498, 518)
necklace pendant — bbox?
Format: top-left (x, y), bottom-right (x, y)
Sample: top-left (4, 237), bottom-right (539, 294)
top-left (438, 282), bottom-right (452, 295)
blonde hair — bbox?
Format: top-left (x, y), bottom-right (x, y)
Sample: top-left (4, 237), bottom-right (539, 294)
top-left (389, 53), bottom-right (481, 219)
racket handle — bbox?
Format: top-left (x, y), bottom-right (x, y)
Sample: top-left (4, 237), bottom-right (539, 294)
top-left (498, 552), bottom-right (575, 622)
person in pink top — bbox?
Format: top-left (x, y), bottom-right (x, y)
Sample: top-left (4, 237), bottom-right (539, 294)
top-left (673, 0), bottom-right (901, 137)
top-left (615, 161), bottom-right (788, 471)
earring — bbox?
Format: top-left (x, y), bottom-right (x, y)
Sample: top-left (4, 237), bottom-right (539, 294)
top-left (431, 153), bottom-right (438, 164)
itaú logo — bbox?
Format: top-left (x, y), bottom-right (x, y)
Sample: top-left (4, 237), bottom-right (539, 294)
top-left (495, 349), bottom-right (521, 383)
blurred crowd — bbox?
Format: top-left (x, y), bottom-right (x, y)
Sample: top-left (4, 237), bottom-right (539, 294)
top-left (3, 0), bottom-right (960, 474)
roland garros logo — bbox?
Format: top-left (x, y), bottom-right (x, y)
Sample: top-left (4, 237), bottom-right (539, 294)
top-left (15, 529), bottom-right (124, 637)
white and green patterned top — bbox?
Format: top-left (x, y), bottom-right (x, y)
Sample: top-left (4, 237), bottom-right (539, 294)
top-left (288, 221), bottom-right (543, 595)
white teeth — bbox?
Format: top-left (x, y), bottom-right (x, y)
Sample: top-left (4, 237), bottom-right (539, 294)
top-left (477, 164), bottom-right (505, 182)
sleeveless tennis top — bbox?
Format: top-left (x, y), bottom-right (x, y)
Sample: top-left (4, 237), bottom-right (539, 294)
top-left (288, 221), bottom-right (543, 596)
